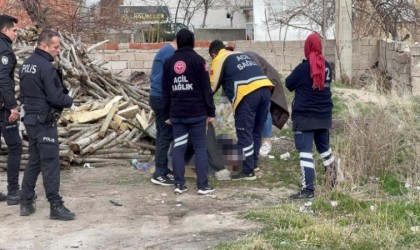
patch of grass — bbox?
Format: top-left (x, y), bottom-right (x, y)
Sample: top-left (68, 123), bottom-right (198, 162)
top-left (333, 81), bottom-right (353, 89)
top-left (313, 192), bottom-right (371, 214)
top-left (332, 94), bottom-right (346, 117)
top-left (245, 204), bottom-right (316, 229)
top-left (214, 194), bottom-right (420, 249)
top-left (380, 173), bottom-right (408, 196)
top-left (278, 127), bottom-right (293, 139)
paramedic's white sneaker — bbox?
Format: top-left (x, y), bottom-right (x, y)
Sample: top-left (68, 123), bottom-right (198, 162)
top-left (259, 142), bottom-right (272, 156)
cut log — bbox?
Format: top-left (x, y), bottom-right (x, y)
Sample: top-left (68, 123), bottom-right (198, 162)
top-left (70, 96), bottom-right (123, 123)
top-left (94, 148), bottom-right (140, 154)
top-left (61, 125), bottom-right (97, 145)
top-left (118, 101), bottom-right (130, 110)
top-left (112, 114), bottom-right (126, 128)
top-left (86, 40), bottom-right (110, 53)
top-left (117, 105), bottom-right (140, 119)
top-left (102, 130), bottom-right (131, 149)
top-left (136, 113), bottom-right (149, 130)
top-left (99, 102), bottom-right (119, 138)
top-left (86, 131), bottom-right (117, 154)
top-left (69, 131), bottom-right (100, 152)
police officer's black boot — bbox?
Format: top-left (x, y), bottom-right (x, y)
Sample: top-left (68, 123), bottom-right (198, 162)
top-left (50, 201), bottom-right (75, 221)
top-left (7, 190), bottom-right (21, 205)
top-left (20, 200), bottom-right (36, 216)
top-left (0, 192), bottom-right (6, 202)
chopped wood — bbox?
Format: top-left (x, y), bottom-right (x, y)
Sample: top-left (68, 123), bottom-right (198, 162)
top-left (70, 96), bottom-right (123, 123)
top-left (11, 29), bottom-right (159, 169)
top-left (136, 113), bottom-right (149, 130)
top-left (112, 114), bottom-right (127, 128)
top-left (86, 40), bottom-right (110, 53)
top-left (117, 105), bottom-right (140, 119)
top-left (85, 131), bottom-right (117, 154)
top-left (69, 131), bottom-right (100, 152)
top-left (99, 102), bottom-right (119, 138)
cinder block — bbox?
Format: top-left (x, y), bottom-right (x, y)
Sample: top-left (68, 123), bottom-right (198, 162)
top-left (411, 56), bottom-right (420, 65)
top-left (352, 59), bottom-right (360, 70)
top-left (270, 41), bottom-right (283, 48)
top-left (285, 41), bottom-right (299, 48)
top-left (369, 39), bottom-right (379, 46)
top-left (410, 46), bottom-right (420, 56)
top-left (386, 42), bottom-right (395, 51)
top-left (110, 61), bottom-right (127, 70)
top-left (235, 40), bottom-right (252, 48)
top-left (324, 40), bottom-right (335, 48)
top-left (325, 44), bottom-right (335, 55)
top-left (103, 49), bottom-right (117, 54)
top-left (410, 65), bottom-right (420, 77)
top-left (119, 53), bottom-right (135, 61)
top-left (143, 61), bottom-right (153, 69)
top-left (135, 52), bottom-right (154, 61)
top-left (103, 54), bottom-right (120, 61)
top-left (395, 53), bottom-right (410, 64)
top-left (128, 60), bottom-right (143, 69)
top-left (355, 39), bottom-right (370, 46)
top-left (411, 77), bottom-right (420, 95)
top-left (352, 44), bottom-right (361, 54)
top-left (252, 41), bottom-right (268, 48)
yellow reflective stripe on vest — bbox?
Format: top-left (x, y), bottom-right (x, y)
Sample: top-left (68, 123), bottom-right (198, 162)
top-left (232, 79), bottom-right (273, 111)
top-left (210, 49), bottom-right (242, 93)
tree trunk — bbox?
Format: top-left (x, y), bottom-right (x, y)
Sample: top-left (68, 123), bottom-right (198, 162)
top-left (20, 0), bottom-right (50, 28)
top-left (174, 0), bottom-right (181, 26)
top-left (369, 0), bottom-right (400, 40)
top-left (202, 8), bottom-right (208, 28)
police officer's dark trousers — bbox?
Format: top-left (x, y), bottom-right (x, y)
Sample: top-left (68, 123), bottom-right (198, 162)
top-left (234, 87), bottom-right (271, 175)
top-left (21, 120), bottom-right (62, 202)
top-left (0, 109), bottom-right (22, 193)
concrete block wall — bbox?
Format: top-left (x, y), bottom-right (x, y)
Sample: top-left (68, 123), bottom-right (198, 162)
top-left (89, 42), bottom-right (211, 78)
top-left (379, 40), bottom-right (415, 95)
top-left (89, 39), bottom-right (419, 95)
top-left (90, 39), bottom-right (378, 79)
top-left (410, 45), bottom-right (420, 94)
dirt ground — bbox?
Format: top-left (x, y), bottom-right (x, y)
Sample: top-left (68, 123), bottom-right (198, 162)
top-left (0, 86), bottom-right (386, 250)
top-left (0, 165), bottom-right (293, 250)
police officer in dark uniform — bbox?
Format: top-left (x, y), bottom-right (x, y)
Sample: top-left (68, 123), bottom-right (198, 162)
top-left (0, 15), bottom-right (23, 205)
top-left (19, 29), bottom-right (75, 220)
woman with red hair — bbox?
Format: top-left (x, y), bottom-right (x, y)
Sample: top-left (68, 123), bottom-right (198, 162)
top-left (286, 33), bottom-right (336, 199)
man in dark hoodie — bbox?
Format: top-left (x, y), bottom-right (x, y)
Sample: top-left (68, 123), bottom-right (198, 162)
top-left (162, 29), bottom-right (216, 195)
top-left (0, 15), bottom-right (22, 205)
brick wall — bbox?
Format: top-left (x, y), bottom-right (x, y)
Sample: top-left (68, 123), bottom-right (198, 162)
top-left (88, 39), bottom-right (419, 95)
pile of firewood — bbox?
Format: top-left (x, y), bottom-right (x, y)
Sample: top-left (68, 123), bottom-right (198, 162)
top-left (0, 28), bottom-right (155, 170)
